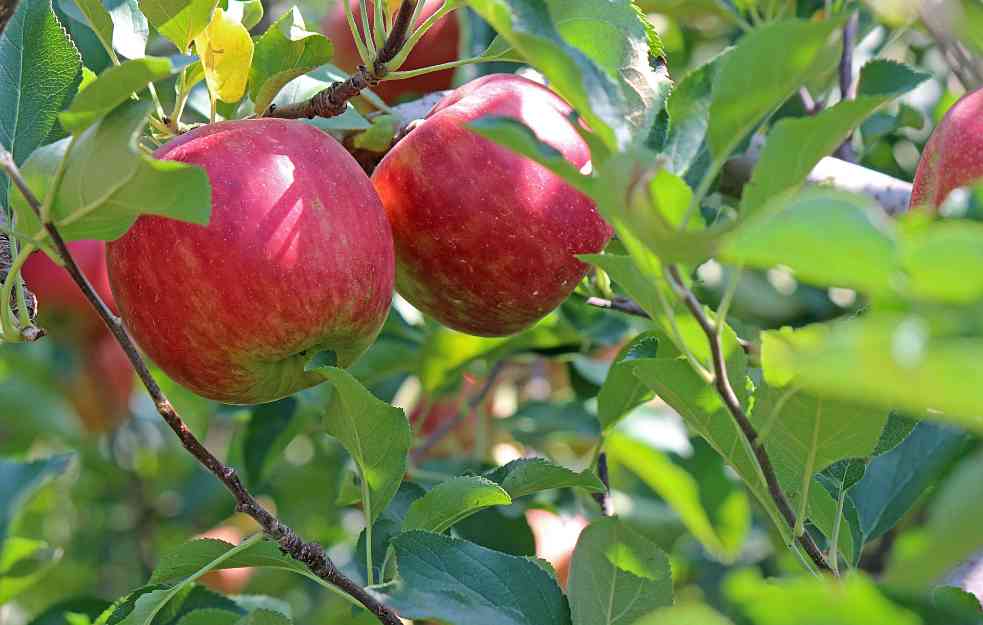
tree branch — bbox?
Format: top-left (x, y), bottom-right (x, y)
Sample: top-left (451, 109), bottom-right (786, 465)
top-left (591, 451), bottom-right (612, 516)
top-left (834, 11), bottom-right (859, 162)
top-left (0, 147), bottom-right (402, 625)
top-left (665, 265), bottom-right (833, 574)
top-left (265, 0), bottom-right (417, 119)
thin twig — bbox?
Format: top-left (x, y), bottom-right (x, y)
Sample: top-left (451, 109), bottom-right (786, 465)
top-left (266, 0), bottom-right (417, 119)
top-left (664, 265), bottom-right (833, 574)
top-left (411, 361), bottom-right (505, 463)
top-left (584, 295), bottom-right (758, 358)
top-left (835, 11), bottom-right (859, 162)
top-left (0, 147), bottom-right (402, 625)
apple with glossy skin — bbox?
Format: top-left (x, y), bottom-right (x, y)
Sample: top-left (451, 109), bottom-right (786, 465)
top-left (107, 119), bottom-right (395, 405)
top-left (22, 240), bottom-right (116, 337)
top-left (323, 0), bottom-right (460, 103)
top-left (371, 74), bottom-right (613, 336)
top-left (911, 87), bottom-right (983, 211)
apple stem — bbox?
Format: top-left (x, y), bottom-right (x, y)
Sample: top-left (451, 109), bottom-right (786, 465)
top-left (0, 145), bottom-right (405, 625)
top-left (664, 265), bottom-right (835, 575)
top-left (265, 0), bottom-right (418, 120)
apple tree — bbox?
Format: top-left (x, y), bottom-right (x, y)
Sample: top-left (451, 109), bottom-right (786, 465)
top-left (2, 0), bottom-right (983, 624)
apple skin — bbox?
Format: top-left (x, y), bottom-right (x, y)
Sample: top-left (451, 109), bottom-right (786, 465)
top-left (107, 119), bottom-right (395, 405)
top-left (911, 88), bottom-right (983, 211)
top-left (371, 74), bottom-right (612, 337)
top-left (69, 329), bottom-right (134, 433)
top-left (22, 240), bottom-right (116, 338)
top-left (323, 0), bottom-right (460, 103)
top-left (526, 509), bottom-right (588, 588)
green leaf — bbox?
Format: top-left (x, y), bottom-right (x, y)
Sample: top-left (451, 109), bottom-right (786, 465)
top-left (352, 114), bottom-right (398, 152)
top-left (709, 18), bottom-right (843, 159)
top-left (632, 605), bottom-right (734, 625)
top-left (234, 610), bottom-right (291, 625)
top-left (598, 333), bottom-right (659, 430)
top-left (73, 0), bottom-right (114, 56)
top-left (223, 0), bottom-right (261, 29)
top-left (355, 482), bottom-right (426, 583)
top-left (313, 367), bottom-right (411, 524)
top-left (751, 388), bottom-right (888, 529)
top-left (150, 538), bottom-right (322, 587)
top-left (62, 0), bottom-right (150, 59)
top-left (545, 0), bottom-right (672, 135)
top-left (242, 398), bottom-right (301, 486)
top-left (726, 569), bottom-right (920, 625)
top-left (387, 531), bottom-right (571, 625)
top-left (740, 60), bottom-right (929, 214)
top-left (630, 327), bottom-right (792, 543)
top-left (463, 0), bottom-right (630, 149)
top-left (0, 538), bottom-right (62, 604)
top-left (403, 476), bottom-right (511, 534)
top-left (248, 7), bottom-right (333, 115)
top-left (762, 315), bottom-right (983, 432)
top-left (567, 517), bottom-right (672, 625)
top-left (721, 189), bottom-right (898, 294)
top-left (117, 536), bottom-right (263, 625)
top-left (59, 56), bottom-right (175, 133)
top-left (901, 219), bottom-right (983, 303)
top-left (850, 422), bottom-right (967, 543)
top-left (0, 454), bottom-right (73, 540)
top-left (484, 457), bottom-right (605, 498)
top-left (138, 0), bottom-right (216, 52)
top-left (607, 432), bottom-right (748, 562)
top-left (660, 49), bottom-right (727, 182)
top-left (883, 449), bottom-right (983, 591)
top-left (11, 99), bottom-right (211, 242)
top-left (0, 0), bottom-right (81, 208)
top-left (26, 598), bottom-right (111, 625)
top-left (174, 610), bottom-right (241, 625)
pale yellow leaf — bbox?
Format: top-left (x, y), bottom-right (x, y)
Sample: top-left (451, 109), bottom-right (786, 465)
top-left (194, 8), bottom-right (254, 103)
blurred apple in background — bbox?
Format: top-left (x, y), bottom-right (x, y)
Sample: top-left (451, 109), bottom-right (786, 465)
top-left (323, 0), bottom-right (461, 104)
top-left (198, 525), bottom-right (254, 594)
top-left (526, 509), bottom-right (588, 588)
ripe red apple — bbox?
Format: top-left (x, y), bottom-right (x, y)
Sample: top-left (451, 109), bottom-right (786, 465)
top-left (22, 240), bottom-right (116, 338)
top-left (371, 74), bottom-right (612, 336)
top-left (198, 525), bottom-right (254, 594)
top-left (107, 119), bottom-right (395, 405)
top-left (911, 87), bottom-right (983, 211)
top-left (69, 329), bottom-right (134, 433)
top-left (323, 0), bottom-right (460, 103)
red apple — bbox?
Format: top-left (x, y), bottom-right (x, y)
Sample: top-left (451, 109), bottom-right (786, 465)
top-left (22, 240), bottom-right (116, 338)
top-left (371, 74), bottom-right (612, 336)
top-left (198, 526), bottom-right (254, 594)
top-left (107, 119), bottom-right (395, 405)
top-left (69, 329), bottom-right (134, 433)
top-left (323, 0), bottom-right (460, 103)
top-left (526, 509), bottom-right (588, 588)
top-left (911, 87), bottom-right (983, 211)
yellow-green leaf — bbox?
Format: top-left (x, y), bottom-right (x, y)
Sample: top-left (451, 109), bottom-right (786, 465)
top-left (194, 7), bottom-right (253, 103)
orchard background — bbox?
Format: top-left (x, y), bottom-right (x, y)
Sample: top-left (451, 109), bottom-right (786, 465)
top-left (2, 0), bottom-right (983, 624)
